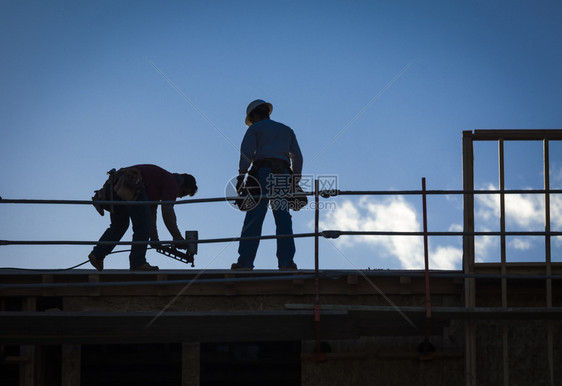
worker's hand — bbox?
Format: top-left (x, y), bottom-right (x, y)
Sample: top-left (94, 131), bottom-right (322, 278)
top-left (235, 174), bottom-right (245, 194)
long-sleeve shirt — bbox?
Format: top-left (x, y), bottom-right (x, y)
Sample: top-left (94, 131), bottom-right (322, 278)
top-left (130, 164), bottom-right (183, 241)
top-left (133, 164), bottom-right (178, 202)
top-left (238, 119), bottom-right (303, 175)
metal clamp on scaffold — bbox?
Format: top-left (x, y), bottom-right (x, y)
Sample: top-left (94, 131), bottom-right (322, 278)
top-left (155, 230), bottom-right (198, 267)
top-left (321, 230), bottom-right (341, 239)
top-left (320, 189), bottom-right (338, 198)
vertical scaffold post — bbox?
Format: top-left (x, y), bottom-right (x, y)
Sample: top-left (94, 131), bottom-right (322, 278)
top-left (498, 138), bottom-right (510, 386)
top-left (312, 178), bottom-right (325, 361)
top-left (420, 177), bottom-right (433, 358)
top-left (543, 139), bottom-right (555, 386)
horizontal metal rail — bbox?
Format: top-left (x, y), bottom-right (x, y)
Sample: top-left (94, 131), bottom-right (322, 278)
top-left (1, 188), bottom-right (561, 206)
top-left (0, 193), bottom-right (310, 206)
top-left (1, 186), bottom-right (560, 271)
top-left (338, 189), bottom-right (562, 196)
top-left (0, 233), bottom-right (314, 246)
top-left (2, 230), bottom-right (562, 247)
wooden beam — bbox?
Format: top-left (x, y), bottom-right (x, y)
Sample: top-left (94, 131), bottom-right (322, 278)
top-left (19, 297), bottom-right (36, 386)
top-left (19, 345), bottom-right (34, 386)
top-left (182, 342), bottom-right (200, 386)
top-left (0, 310), bottom-right (354, 345)
top-left (462, 130), bottom-right (476, 386)
top-left (0, 270), bottom-right (463, 297)
top-left (471, 130), bottom-right (562, 141)
top-left (62, 344), bottom-right (81, 386)
top-left (2, 306), bottom-right (560, 345)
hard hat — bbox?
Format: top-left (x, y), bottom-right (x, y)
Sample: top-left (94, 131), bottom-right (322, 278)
top-left (245, 99), bottom-right (273, 126)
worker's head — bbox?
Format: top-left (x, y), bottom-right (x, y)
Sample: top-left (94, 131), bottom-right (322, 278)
top-left (245, 99), bottom-right (273, 126)
top-left (178, 174), bottom-right (198, 197)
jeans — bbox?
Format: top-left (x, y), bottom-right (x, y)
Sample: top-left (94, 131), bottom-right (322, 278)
top-left (237, 167), bottom-right (296, 268)
top-left (91, 188), bottom-right (151, 268)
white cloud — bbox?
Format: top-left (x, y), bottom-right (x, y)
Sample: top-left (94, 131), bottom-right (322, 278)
top-left (316, 176), bottom-right (562, 269)
top-left (505, 194), bottom-right (544, 228)
top-left (509, 238), bottom-right (532, 250)
top-left (551, 163), bottom-right (562, 185)
top-left (476, 183), bottom-right (545, 228)
top-left (551, 194), bottom-right (562, 229)
top-left (473, 178), bottom-right (562, 259)
top-left (449, 223), bottom-right (462, 232)
top-left (320, 196), bottom-right (462, 270)
top-left (431, 246), bottom-right (462, 270)
top-left (475, 233), bottom-right (498, 262)
top-left (476, 186), bottom-right (500, 222)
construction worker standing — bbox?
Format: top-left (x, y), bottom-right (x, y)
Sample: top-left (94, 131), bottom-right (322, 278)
top-left (232, 99), bottom-right (303, 270)
top-left (89, 164), bottom-right (197, 271)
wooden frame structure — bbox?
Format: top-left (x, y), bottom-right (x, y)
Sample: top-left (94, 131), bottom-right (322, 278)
top-left (462, 129), bottom-right (562, 386)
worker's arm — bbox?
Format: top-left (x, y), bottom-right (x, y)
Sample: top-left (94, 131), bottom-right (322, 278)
top-left (149, 205), bottom-right (160, 247)
top-left (161, 204), bottom-right (185, 247)
top-left (238, 127), bottom-right (256, 175)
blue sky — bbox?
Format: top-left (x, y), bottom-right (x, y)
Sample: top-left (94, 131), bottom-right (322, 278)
top-left (1, 0), bottom-right (561, 271)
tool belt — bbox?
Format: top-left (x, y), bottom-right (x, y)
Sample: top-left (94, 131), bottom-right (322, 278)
top-left (112, 167), bottom-right (143, 201)
top-left (239, 158), bottom-right (307, 211)
top-left (252, 158), bottom-right (290, 173)
top-left (91, 167), bottom-right (143, 216)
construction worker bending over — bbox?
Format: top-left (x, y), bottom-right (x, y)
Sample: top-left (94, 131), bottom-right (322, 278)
top-left (89, 164), bottom-right (197, 271)
top-left (232, 99), bottom-right (303, 270)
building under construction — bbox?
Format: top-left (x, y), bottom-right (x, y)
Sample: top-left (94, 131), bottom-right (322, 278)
top-left (1, 130), bottom-right (561, 385)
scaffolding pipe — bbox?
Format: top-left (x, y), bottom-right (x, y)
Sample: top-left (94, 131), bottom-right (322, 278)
top-left (0, 192), bottom-right (311, 207)
top-left (337, 188), bottom-right (562, 196)
top-left (313, 178), bottom-right (325, 361)
top-left (2, 230), bottom-right (562, 248)
top-left (2, 188), bottom-right (561, 206)
top-left (421, 178), bottom-right (432, 354)
top-left (544, 139), bottom-right (555, 386)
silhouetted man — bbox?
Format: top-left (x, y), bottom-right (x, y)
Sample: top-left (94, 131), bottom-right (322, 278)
top-left (89, 164), bottom-right (197, 271)
top-left (232, 99), bottom-right (303, 270)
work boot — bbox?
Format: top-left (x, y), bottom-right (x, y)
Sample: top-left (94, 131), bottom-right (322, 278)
top-left (88, 253), bottom-right (103, 271)
top-left (231, 263), bottom-right (253, 271)
top-left (279, 262), bottom-right (298, 271)
top-left (131, 262), bottom-right (159, 271)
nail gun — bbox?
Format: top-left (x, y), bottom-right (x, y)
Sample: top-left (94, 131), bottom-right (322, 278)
top-left (155, 230), bottom-right (198, 267)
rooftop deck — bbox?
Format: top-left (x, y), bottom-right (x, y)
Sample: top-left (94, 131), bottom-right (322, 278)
top-left (1, 265), bottom-right (560, 345)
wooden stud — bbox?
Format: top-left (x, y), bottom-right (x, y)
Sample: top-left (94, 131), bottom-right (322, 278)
top-left (462, 131), bottom-right (476, 386)
top-left (19, 297), bottom-right (36, 386)
top-left (62, 344), bottom-right (81, 386)
top-left (182, 342), bottom-right (200, 386)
